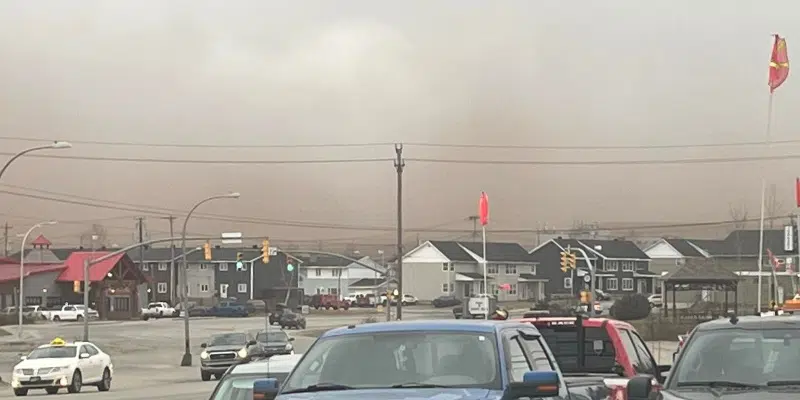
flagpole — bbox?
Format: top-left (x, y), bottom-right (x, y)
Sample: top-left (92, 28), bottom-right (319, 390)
top-left (758, 92), bottom-right (775, 312)
top-left (482, 225), bottom-right (488, 320)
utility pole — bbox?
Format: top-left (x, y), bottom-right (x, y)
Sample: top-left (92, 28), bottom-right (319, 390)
top-left (394, 143), bottom-right (405, 320)
top-left (160, 216), bottom-right (177, 305)
top-left (468, 216), bottom-right (479, 242)
top-left (2, 222), bottom-right (11, 257)
top-left (136, 217), bottom-right (149, 301)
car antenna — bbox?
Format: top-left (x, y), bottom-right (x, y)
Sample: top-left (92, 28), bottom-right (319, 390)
top-left (728, 312), bottom-right (739, 325)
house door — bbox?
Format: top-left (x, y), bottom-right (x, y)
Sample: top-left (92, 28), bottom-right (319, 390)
top-left (220, 284), bottom-right (229, 299)
top-left (464, 283), bottom-right (471, 297)
top-left (637, 280), bottom-right (647, 294)
top-left (537, 282), bottom-right (545, 301)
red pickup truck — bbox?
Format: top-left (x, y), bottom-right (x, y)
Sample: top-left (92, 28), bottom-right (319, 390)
top-left (519, 314), bottom-right (669, 398)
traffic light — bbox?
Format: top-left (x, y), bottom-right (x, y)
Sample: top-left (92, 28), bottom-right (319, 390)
top-left (580, 290), bottom-right (590, 304)
top-left (286, 255), bottom-right (294, 272)
top-left (560, 251), bottom-right (569, 273)
top-left (73, 280), bottom-right (81, 293)
top-left (261, 239), bottom-right (270, 264)
top-left (203, 242), bottom-right (212, 261)
top-left (568, 252), bottom-right (577, 269)
top-left (236, 252), bottom-right (244, 270)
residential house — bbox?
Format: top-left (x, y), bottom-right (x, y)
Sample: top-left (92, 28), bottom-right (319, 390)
top-left (127, 246), bottom-right (191, 304)
top-left (399, 240), bottom-right (543, 302)
top-left (529, 238), bottom-right (656, 298)
top-left (183, 245), bottom-right (301, 309)
top-left (298, 254), bottom-right (384, 298)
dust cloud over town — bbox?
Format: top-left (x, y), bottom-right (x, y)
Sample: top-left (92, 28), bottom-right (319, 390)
top-left (1, 1), bottom-right (800, 250)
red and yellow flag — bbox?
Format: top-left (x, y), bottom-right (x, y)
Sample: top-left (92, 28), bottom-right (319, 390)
top-left (769, 34), bottom-right (790, 92)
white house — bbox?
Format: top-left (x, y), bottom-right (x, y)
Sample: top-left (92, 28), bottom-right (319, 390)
top-left (299, 255), bottom-right (384, 298)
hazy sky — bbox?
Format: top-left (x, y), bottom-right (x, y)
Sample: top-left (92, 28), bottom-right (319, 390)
top-left (1, 1), bottom-right (800, 249)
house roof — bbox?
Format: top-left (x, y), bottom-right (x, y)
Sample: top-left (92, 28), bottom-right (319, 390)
top-left (126, 247), bottom-right (194, 262)
top-left (662, 259), bottom-right (740, 283)
top-left (31, 235), bottom-right (52, 246)
top-left (56, 252), bottom-right (125, 282)
top-left (519, 273), bottom-right (538, 280)
top-left (533, 238), bottom-right (648, 260)
top-left (350, 278), bottom-right (385, 288)
top-left (457, 242), bottom-right (532, 262)
top-left (723, 230), bottom-right (789, 257)
top-left (686, 239), bottom-right (728, 256)
top-left (458, 272), bottom-right (486, 280)
top-left (427, 241), bottom-right (475, 262)
top-left (9, 248), bottom-right (107, 262)
top-left (0, 257), bottom-right (16, 264)
top-left (184, 247), bottom-right (262, 263)
top-left (0, 264), bottom-right (66, 283)
top-left (663, 239), bottom-right (705, 258)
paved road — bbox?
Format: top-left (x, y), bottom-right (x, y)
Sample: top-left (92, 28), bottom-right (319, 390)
top-left (0, 306), bottom-right (678, 399)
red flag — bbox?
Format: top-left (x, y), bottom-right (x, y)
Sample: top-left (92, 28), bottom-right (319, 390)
top-left (769, 34), bottom-right (790, 92)
top-left (767, 248), bottom-right (782, 271)
top-left (478, 192), bottom-right (489, 226)
top-left (795, 177), bottom-right (800, 208)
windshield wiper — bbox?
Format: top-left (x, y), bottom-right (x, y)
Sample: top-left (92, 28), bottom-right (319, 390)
top-left (678, 381), bottom-right (764, 389)
top-left (282, 383), bottom-right (353, 394)
top-left (391, 383), bottom-right (452, 388)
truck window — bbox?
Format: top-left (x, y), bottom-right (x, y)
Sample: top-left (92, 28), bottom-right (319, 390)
top-left (507, 337), bottom-right (530, 382)
top-left (618, 329), bottom-right (640, 371)
top-left (521, 337), bottom-right (555, 372)
top-left (626, 330), bottom-right (657, 375)
top-left (534, 322), bottom-right (615, 373)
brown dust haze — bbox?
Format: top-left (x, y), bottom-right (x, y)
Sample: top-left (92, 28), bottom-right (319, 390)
top-left (1, 1), bottom-right (800, 249)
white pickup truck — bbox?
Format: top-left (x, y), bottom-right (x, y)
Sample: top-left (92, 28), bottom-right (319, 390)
top-left (42, 304), bottom-right (99, 322)
top-left (141, 302), bottom-right (178, 320)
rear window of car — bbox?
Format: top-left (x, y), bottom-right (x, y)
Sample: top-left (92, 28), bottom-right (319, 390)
top-left (532, 322), bottom-right (616, 373)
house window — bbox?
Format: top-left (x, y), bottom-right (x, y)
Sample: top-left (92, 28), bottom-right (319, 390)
top-left (157, 282), bottom-right (167, 293)
top-left (199, 264), bottom-right (208, 270)
top-left (563, 277), bottom-right (573, 289)
top-left (200, 284), bottom-right (209, 292)
top-left (328, 288), bottom-right (338, 295)
top-left (142, 263), bottom-right (149, 271)
top-left (442, 283), bottom-right (450, 293)
top-left (622, 278), bottom-right (634, 291)
top-left (315, 269), bottom-right (322, 276)
top-left (237, 283), bottom-right (247, 293)
top-left (487, 264), bottom-right (498, 274)
top-left (112, 297), bottom-right (130, 312)
top-left (236, 262), bottom-right (247, 271)
top-left (508, 284), bottom-right (518, 295)
top-left (219, 263), bottom-right (228, 271)
top-left (332, 269), bottom-right (341, 277)
top-left (158, 263), bottom-right (167, 271)
top-left (505, 265), bottom-right (517, 275)
top-left (531, 265), bottom-right (537, 275)
top-left (606, 278), bottom-right (619, 291)
top-left (622, 262), bottom-right (635, 272)
top-left (605, 261), bottom-right (618, 272)
top-left (24, 297), bottom-right (42, 306)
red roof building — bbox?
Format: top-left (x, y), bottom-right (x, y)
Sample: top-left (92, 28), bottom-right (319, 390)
top-left (0, 263), bottom-right (66, 284)
top-left (31, 235), bottom-right (52, 248)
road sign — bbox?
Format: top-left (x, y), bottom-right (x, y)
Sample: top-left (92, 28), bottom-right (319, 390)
top-left (785, 225), bottom-right (796, 252)
top-left (268, 247), bottom-right (278, 256)
top-left (221, 232), bottom-right (243, 245)
top-left (583, 274), bottom-right (592, 283)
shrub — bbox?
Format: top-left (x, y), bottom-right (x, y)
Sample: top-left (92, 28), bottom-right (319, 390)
top-left (610, 294), bottom-right (651, 321)
top-left (0, 314), bottom-right (39, 326)
top-left (360, 316), bottom-right (378, 324)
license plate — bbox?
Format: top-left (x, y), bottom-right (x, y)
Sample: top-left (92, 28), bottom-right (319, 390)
top-left (30, 377), bottom-right (40, 382)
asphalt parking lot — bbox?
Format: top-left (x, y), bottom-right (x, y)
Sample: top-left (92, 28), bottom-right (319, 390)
top-left (0, 306), bottom-right (678, 399)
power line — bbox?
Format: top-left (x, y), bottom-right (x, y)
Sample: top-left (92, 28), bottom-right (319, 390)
top-left (0, 152), bottom-right (391, 165)
top-left (5, 135), bottom-right (800, 150)
top-left (0, 183), bottom-right (789, 234)
top-left (407, 154), bottom-right (800, 166)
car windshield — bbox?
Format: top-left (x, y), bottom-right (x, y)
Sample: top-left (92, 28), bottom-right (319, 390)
top-left (28, 346), bottom-right (77, 359)
top-left (212, 373), bottom-right (292, 400)
top-left (282, 331), bottom-right (501, 392)
top-left (671, 328), bottom-right (800, 387)
top-left (257, 331), bottom-right (289, 343)
top-left (209, 333), bottom-right (247, 346)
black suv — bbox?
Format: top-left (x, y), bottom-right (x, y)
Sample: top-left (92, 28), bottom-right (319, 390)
top-left (250, 329), bottom-right (295, 359)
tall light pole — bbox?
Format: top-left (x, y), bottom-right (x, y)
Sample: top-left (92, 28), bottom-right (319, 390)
top-left (180, 192), bottom-right (240, 367)
top-left (18, 220), bottom-right (57, 338)
top-left (0, 142), bottom-right (72, 182)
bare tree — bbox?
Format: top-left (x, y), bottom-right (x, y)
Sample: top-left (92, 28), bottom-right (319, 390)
top-left (79, 224), bottom-right (108, 248)
top-left (766, 183), bottom-right (783, 229)
top-left (728, 202), bottom-right (749, 265)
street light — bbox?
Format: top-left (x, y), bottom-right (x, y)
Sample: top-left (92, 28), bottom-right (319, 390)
top-left (179, 192), bottom-right (240, 367)
top-left (0, 142), bottom-right (72, 182)
top-left (18, 220), bottom-right (57, 338)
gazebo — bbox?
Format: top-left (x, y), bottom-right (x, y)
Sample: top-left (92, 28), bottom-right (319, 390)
top-left (662, 259), bottom-right (741, 320)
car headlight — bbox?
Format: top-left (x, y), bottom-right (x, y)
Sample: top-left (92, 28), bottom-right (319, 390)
top-left (237, 348), bottom-right (248, 358)
top-left (200, 351), bottom-right (209, 360)
top-left (284, 343), bottom-right (293, 351)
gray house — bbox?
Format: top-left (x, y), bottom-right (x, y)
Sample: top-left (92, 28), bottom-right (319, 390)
top-left (399, 240), bottom-right (543, 302)
top-left (127, 246), bottom-right (194, 304)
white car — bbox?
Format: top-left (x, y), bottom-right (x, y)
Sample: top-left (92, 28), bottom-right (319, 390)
top-left (648, 294), bottom-right (663, 308)
top-left (141, 302), bottom-right (178, 320)
top-left (43, 304), bottom-right (99, 322)
top-left (11, 338), bottom-right (113, 396)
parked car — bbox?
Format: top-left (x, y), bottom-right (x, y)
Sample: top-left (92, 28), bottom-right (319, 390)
top-left (4, 306), bottom-right (45, 320)
top-left (595, 289), bottom-right (612, 301)
top-left (431, 295), bottom-right (462, 308)
top-left (309, 294), bottom-right (349, 310)
top-left (250, 329), bottom-right (295, 359)
top-left (252, 320), bottom-right (568, 400)
top-left (269, 303), bottom-right (288, 325)
top-left (199, 332), bottom-right (259, 381)
top-left (648, 294), bottom-right (663, 308)
top-left (278, 311), bottom-right (306, 330)
top-left (42, 304), bottom-right (98, 322)
top-left (210, 301), bottom-right (249, 317)
top-left (210, 354), bottom-right (302, 399)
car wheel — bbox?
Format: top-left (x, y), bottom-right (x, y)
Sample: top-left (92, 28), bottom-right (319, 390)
top-left (313, 305), bottom-right (319, 309)
top-left (280, 325), bottom-right (286, 330)
top-left (76, 315), bottom-right (83, 321)
top-left (201, 371), bottom-right (211, 381)
top-left (52, 315), bottom-right (60, 322)
top-left (13, 388), bottom-right (27, 396)
top-left (67, 370), bottom-right (82, 393)
top-left (97, 368), bottom-right (111, 391)
top-left (45, 387), bottom-right (59, 395)
top-left (402, 301), bottom-right (407, 306)
top-left (649, 302), bottom-right (655, 308)
top-left (142, 316), bottom-right (149, 321)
